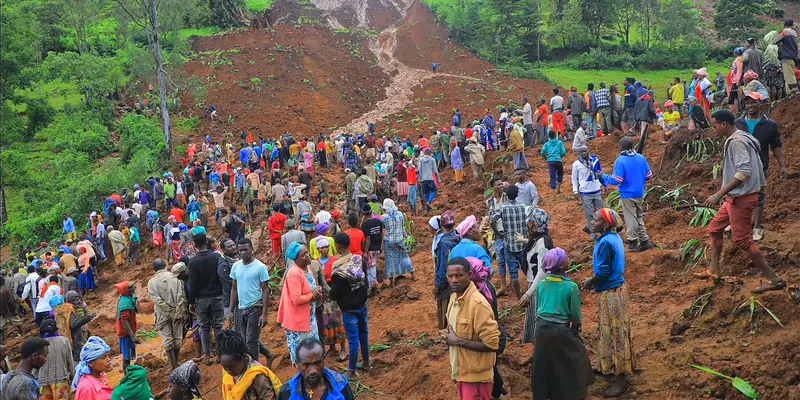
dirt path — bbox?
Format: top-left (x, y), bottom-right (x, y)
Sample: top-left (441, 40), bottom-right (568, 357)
top-left (342, 2), bottom-right (475, 132)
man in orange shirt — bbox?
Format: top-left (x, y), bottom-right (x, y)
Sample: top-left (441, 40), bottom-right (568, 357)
top-left (536, 99), bottom-right (549, 145)
top-left (169, 205), bottom-right (185, 224)
top-left (268, 205), bottom-right (288, 256)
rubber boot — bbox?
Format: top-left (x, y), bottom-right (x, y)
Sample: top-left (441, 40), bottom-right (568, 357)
top-left (511, 280), bottom-right (521, 300)
top-left (167, 348), bottom-right (178, 371)
top-left (556, 182), bottom-right (562, 194)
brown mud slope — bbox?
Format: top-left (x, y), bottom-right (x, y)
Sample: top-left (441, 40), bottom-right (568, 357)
top-left (6, 0), bottom-right (800, 398)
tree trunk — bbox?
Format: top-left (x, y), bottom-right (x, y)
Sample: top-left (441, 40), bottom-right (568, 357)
top-left (0, 186), bottom-right (7, 225)
top-left (149, 0), bottom-right (172, 158)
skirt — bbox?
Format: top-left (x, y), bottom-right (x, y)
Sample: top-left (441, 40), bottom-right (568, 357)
top-left (597, 284), bottom-right (636, 376)
top-left (170, 241), bottom-right (182, 261)
top-left (285, 328), bottom-right (320, 366)
top-left (114, 251), bottom-right (125, 266)
top-left (522, 286), bottom-right (537, 344)
top-left (40, 380), bottom-right (71, 400)
top-left (454, 169), bottom-right (465, 183)
top-left (322, 298), bottom-right (346, 346)
top-left (763, 63), bottom-right (785, 88)
top-left (78, 268), bottom-right (95, 290)
top-left (396, 181), bottom-right (409, 196)
top-left (153, 231), bottom-right (164, 247)
top-left (384, 241), bottom-right (414, 278)
top-left (531, 319), bottom-right (594, 400)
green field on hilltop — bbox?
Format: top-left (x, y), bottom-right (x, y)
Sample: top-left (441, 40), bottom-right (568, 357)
top-left (540, 63), bottom-right (729, 102)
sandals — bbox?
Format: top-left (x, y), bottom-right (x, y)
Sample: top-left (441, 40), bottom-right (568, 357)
top-left (693, 269), bottom-right (720, 281)
top-left (752, 279), bottom-right (786, 294)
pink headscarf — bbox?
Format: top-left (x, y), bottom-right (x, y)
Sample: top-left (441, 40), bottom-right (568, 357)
top-left (743, 70), bottom-right (759, 81)
top-left (456, 215), bottom-right (477, 237)
top-left (542, 247), bottom-right (567, 273)
top-left (466, 257), bottom-right (492, 302)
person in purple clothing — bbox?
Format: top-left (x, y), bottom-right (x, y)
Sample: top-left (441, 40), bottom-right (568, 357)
top-left (608, 137), bottom-right (654, 252)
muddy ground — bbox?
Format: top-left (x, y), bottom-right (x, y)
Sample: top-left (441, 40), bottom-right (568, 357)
top-left (5, 0), bottom-right (800, 399)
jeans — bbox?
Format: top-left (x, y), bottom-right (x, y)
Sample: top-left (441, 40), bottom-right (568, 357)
top-left (547, 161), bottom-right (563, 189)
top-left (502, 246), bottom-right (523, 281)
top-left (235, 305), bottom-right (268, 361)
top-left (196, 296), bottom-right (225, 355)
top-left (580, 192), bottom-right (604, 236)
top-left (621, 197), bottom-right (649, 243)
top-left (585, 113), bottom-right (598, 137)
top-left (408, 184), bottom-right (418, 211)
top-left (495, 238), bottom-right (507, 278)
top-left (215, 209), bottom-right (225, 225)
top-left (420, 180), bottom-right (437, 206)
top-left (342, 306), bottom-right (370, 372)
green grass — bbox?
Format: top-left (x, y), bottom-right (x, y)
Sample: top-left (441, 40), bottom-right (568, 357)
top-left (540, 62), bottom-right (729, 103)
top-left (178, 27), bottom-right (224, 42)
top-left (15, 80), bottom-right (82, 111)
top-left (246, 0), bottom-right (273, 11)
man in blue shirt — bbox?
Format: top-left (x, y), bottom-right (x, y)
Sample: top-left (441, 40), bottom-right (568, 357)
top-left (62, 215), bottom-right (77, 242)
top-left (433, 211), bottom-right (460, 329)
top-left (239, 144), bottom-right (252, 167)
top-left (609, 137), bottom-right (654, 252)
top-left (230, 238), bottom-right (275, 368)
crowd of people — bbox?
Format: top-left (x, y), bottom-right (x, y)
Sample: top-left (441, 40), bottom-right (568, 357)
top-left (1, 21), bottom-right (797, 400)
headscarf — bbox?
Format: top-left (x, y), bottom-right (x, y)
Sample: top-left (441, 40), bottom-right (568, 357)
top-left (168, 361), bottom-right (202, 398)
top-left (743, 70), bottom-right (759, 81)
top-left (526, 207), bottom-right (550, 233)
top-left (733, 47), bottom-right (745, 56)
top-left (315, 222), bottom-right (330, 236)
top-left (286, 241), bottom-right (303, 260)
top-left (331, 210), bottom-right (342, 219)
top-left (456, 215), bottom-right (477, 237)
top-left (72, 336), bottom-right (112, 389)
top-left (171, 262), bottom-right (187, 275)
top-left (188, 195), bottom-right (196, 202)
top-left (696, 67), bottom-right (709, 78)
top-left (441, 210), bottom-right (456, 227)
top-left (316, 237), bottom-right (330, 248)
top-left (664, 100), bottom-right (674, 108)
top-left (112, 365), bottom-right (155, 400)
top-left (599, 208), bottom-right (623, 230)
top-left (382, 198), bottom-right (398, 213)
top-left (542, 247), bottom-right (567, 273)
top-left (40, 318), bottom-right (59, 337)
top-left (334, 254), bottom-right (366, 292)
top-left (466, 257), bottom-right (493, 302)
top-left (428, 215), bottom-right (441, 231)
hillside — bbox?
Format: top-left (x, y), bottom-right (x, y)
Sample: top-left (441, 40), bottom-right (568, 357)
top-left (4, 0), bottom-right (800, 399)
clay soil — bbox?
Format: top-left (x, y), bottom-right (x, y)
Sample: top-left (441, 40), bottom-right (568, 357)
top-left (6, 0), bottom-right (800, 399)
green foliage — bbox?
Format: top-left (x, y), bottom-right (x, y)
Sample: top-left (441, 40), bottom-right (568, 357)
top-left (690, 365), bottom-right (758, 399)
top-left (679, 239), bottom-right (706, 272)
top-left (119, 114), bottom-right (166, 163)
top-left (40, 51), bottom-right (128, 97)
top-left (246, 0), bottom-right (273, 11)
top-left (174, 117), bottom-right (201, 132)
top-left (714, 0), bottom-right (767, 43)
top-left (37, 111), bottom-right (111, 159)
top-left (689, 207), bottom-right (717, 227)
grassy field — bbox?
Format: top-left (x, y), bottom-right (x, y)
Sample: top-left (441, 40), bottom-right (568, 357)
top-left (540, 63), bottom-right (729, 102)
top-left (245, 0), bottom-right (273, 11)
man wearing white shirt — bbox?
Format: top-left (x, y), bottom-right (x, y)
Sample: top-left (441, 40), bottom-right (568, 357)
top-left (315, 204), bottom-right (332, 225)
top-left (571, 147), bottom-right (607, 240)
top-left (35, 276), bottom-right (61, 324)
top-left (21, 266), bottom-right (40, 319)
top-left (521, 97), bottom-right (534, 148)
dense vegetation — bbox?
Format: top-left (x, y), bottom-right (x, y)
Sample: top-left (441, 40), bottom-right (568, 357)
top-left (0, 0), bottom-right (272, 245)
top-left (423, 0), bottom-right (786, 70)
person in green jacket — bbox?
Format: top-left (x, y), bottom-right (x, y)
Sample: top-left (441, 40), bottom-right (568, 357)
top-left (540, 130), bottom-right (567, 193)
top-left (164, 178), bottom-right (177, 209)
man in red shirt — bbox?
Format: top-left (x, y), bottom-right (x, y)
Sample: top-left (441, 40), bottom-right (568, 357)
top-left (268, 205), bottom-right (288, 255)
top-left (343, 212), bottom-right (365, 256)
top-left (115, 281), bottom-right (139, 373)
top-left (536, 99), bottom-right (549, 145)
top-left (169, 205), bottom-right (185, 224)
top-left (406, 158), bottom-right (419, 215)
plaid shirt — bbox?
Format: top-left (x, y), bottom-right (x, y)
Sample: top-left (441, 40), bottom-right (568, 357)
top-left (382, 211), bottom-right (406, 243)
top-left (491, 200), bottom-right (528, 252)
top-left (596, 88), bottom-right (611, 108)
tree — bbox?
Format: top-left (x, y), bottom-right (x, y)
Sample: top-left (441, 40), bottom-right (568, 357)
top-left (637, 0), bottom-right (660, 48)
top-left (614, 0), bottom-right (637, 46)
top-left (209, 0), bottom-right (246, 27)
top-left (581, 0), bottom-right (615, 44)
top-left (714, 0), bottom-right (767, 43)
top-left (63, 0), bottom-right (101, 54)
top-left (659, 0), bottom-right (700, 42)
top-left (115, 0), bottom-right (173, 158)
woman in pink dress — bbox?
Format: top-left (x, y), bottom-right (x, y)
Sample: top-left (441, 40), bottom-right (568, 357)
top-left (303, 150), bottom-right (315, 175)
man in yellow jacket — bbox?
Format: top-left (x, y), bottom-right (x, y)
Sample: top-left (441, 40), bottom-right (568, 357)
top-left (440, 257), bottom-right (500, 400)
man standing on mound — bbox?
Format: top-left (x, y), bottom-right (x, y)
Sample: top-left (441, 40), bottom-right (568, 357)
top-left (697, 109), bottom-right (786, 294)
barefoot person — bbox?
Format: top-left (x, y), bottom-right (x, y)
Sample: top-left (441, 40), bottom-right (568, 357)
top-left (697, 109), bottom-right (786, 293)
top-left (581, 208), bottom-right (635, 398)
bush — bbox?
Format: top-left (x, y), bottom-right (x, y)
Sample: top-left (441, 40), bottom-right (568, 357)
top-left (119, 114), bottom-right (165, 163)
top-left (37, 111), bottom-right (111, 159)
top-left (506, 68), bottom-right (554, 84)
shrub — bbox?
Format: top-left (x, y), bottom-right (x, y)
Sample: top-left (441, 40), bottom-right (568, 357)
top-left (119, 114), bottom-right (165, 163)
top-left (506, 68), bottom-right (554, 84)
top-left (37, 111), bottom-right (111, 160)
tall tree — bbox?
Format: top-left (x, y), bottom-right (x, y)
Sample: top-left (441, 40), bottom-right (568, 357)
top-left (659, 0), bottom-right (700, 42)
top-left (614, 0), bottom-right (636, 46)
top-left (581, 0), bottom-right (615, 44)
top-left (209, 0), bottom-right (246, 27)
top-left (637, 0), bottom-right (660, 48)
top-left (714, 0), bottom-right (767, 42)
top-left (115, 0), bottom-right (173, 157)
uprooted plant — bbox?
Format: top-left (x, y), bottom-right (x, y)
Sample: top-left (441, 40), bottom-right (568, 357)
top-left (660, 183), bottom-right (692, 208)
top-left (733, 295), bottom-right (785, 334)
top-left (690, 207), bottom-right (717, 227)
top-left (690, 364), bottom-right (758, 399)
